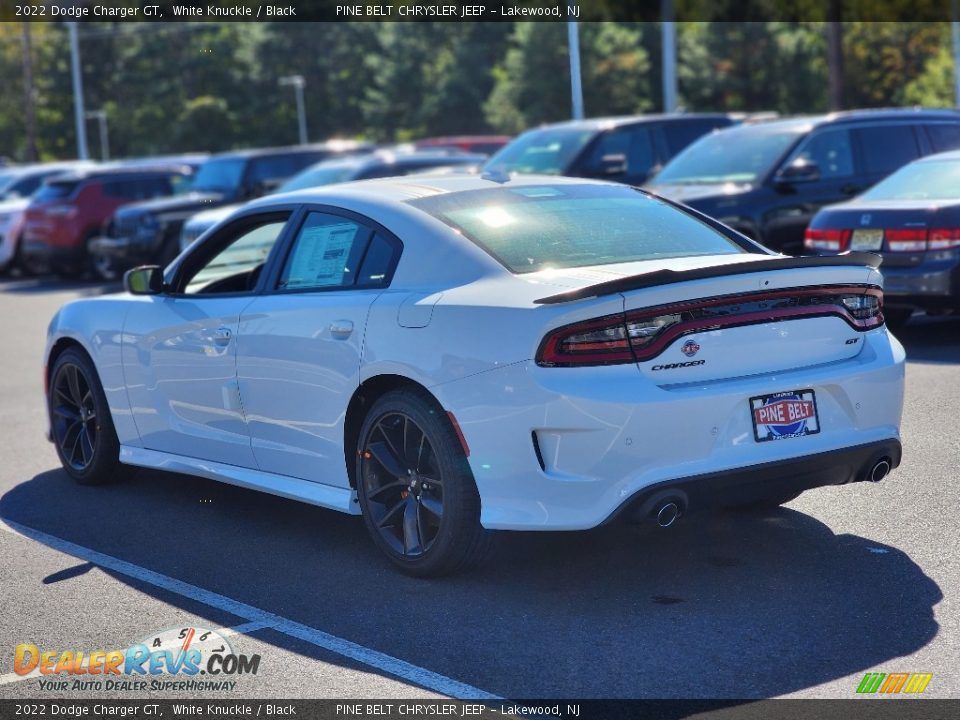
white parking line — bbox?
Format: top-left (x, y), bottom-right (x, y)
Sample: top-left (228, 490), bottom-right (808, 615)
top-left (0, 620), bottom-right (273, 687)
top-left (0, 519), bottom-right (500, 700)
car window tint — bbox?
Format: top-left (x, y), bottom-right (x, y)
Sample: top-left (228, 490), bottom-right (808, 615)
top-left (184, 220), bottom-right (286, 294)
top-left (926, 124), bottom-right (960, 152)
top-left (785, 128), bottom-right (854, 178)
top-left (854, 125), bottom-right (920, 174)
top-left (586, 126), bottom-right (655, 179)
top-left (356, 232), bottom-right (399, 287)
top-left (33, 181), bottom-right (79, 201)
top-left (662, 121), bottom-right (722, 156)
top-left (248, 153), bottom-right (324, 185)
top-left (278, 212), bottom-right (372, 290)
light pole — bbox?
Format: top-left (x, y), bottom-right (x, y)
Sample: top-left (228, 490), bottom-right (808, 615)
top-left (279, 75), bottom-right (307, 145)
top-left (567, 21), bottom-right (584, 120)
top-left (661, 0), bottom-right (678, 113)
top-left (86, 110), bottom-right (109, 161)
top-left (67, 22), bottom-right (89, 160)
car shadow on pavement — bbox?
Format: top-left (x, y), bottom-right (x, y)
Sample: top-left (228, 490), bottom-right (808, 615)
top-left (1, 467), bottom-right (942, 703)
top-left (894, 314), bottom-right (960, 365)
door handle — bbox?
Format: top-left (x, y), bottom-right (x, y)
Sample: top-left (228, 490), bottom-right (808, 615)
top-left (213, 326), bottom-right (232, 345)
top-left (840, 183), bottom-right (863, 195)
top-left (330, 320), bottom-right (354, 339)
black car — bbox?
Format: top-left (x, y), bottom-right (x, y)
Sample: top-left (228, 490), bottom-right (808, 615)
top-left (89, 142), bottom-right (372, 277)
top-left (647, 109), bottom-right (960, 255)
top-left (482, 113), bottom-right (734, 186)
top-left (178, 149), bottom-right (486, 251)
top-left (805, 150), bottom-right (960, 327)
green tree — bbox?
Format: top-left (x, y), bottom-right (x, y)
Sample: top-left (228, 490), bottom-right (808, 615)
top-left (485, 22), bottom-right (651, 134)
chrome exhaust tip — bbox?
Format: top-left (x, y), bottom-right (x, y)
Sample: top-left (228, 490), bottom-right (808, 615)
top-left (869, 459), bottom-right (891, 483)
top-left (655, 501), bottom-right (681, 528)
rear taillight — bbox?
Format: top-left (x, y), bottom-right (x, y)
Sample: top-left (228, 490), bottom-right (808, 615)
top-left (928, 228), bottom-right (960, 250)
top-left (804, 228), bottom-right (850, 252)
top-left (536, 286), bottom-right (885, 368)
top-left (885, 228), bottom-right (927, 253)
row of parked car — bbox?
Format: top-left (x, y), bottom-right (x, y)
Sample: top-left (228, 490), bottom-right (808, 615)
top-left (3, 109), bottom-right (960, 326)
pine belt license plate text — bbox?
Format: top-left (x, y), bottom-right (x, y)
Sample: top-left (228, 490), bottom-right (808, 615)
top-left (851, 229), bottom-right (883, 251)
top-left (750, 389), bottom-right (820, 442)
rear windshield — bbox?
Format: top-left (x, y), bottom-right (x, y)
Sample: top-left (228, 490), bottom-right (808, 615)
top-left (860, 159), bottom-right (960, 201)
top-left (33, 181), bottom-right (79, 202)
top-left (410, 184), bottom-right (747, 274)
top-left (483, 127), bottom-right (596, 175)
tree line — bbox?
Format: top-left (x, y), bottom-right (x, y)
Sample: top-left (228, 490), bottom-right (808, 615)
top-left (0, 21), bottom-right (954, 162)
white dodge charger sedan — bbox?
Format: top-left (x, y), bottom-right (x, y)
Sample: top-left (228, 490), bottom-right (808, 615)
top-left (44, 174), bottom-right (905, 575)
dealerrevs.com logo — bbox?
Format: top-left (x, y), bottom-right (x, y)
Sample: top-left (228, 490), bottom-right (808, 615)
top-left (13, 626), bottom-right (261, 692)
top-left (856, 672), bottom-right (933, 695)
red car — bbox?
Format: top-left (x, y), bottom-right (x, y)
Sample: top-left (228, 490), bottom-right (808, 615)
top-left (413, 135), bottom-right (512, 156)
top-left (21, 165), bottom-right (192, 277)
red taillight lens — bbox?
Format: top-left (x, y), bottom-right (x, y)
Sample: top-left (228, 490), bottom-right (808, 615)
top-left (885, 228), bottom-right (928, 252)
top-left (536, 315), bottom-right (634, 367)
top-left (928, 228), bottom-right (960, 250)
top-left (804, 228), bottom-right (850, 252)
top-left (536, 286), bottom-right (885, 368)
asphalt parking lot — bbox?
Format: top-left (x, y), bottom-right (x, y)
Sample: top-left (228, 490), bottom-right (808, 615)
top-left (0, 276), bottom-right (958, 702)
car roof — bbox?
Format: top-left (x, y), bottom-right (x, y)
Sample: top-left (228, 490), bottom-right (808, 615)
top-left (209, 140), bottom-right (373, 161)
top-left (732, 108), bottom-right (960, 135)
top-left (914, 148), bottom-right (960, 163)
top-left (249, 172), bottom-right (614, 210)
top-left (46, 165), bottom-right (193, 183)
top-left (524, 113), bottom-right (733, 133)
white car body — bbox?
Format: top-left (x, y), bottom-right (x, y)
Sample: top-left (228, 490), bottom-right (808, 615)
top-left (46, 175), bottom-right (905, 532)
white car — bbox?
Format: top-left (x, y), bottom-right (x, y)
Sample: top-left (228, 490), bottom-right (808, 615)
top-left (45, 175), bottom-right (905, 575)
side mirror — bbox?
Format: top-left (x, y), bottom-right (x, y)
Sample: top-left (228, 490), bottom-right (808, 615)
top-left (593, 153), bottom-right (628, 177)
top-left (124, 265), bottom-right (164, 295)
top-left (776, 159), bottom-right (821, 184)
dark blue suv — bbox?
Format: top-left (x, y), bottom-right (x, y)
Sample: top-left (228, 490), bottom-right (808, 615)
top-left (648, 109), bottom-right (960, 254)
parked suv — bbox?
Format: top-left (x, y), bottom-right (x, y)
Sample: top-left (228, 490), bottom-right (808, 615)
top-left (20, 165), bottom-right (192, 277)
top-left (647, 108), bottom-right (960, 254)
top-left (482, 114), bottom-right (734, 185)
top-left (89, 142), bottom-right (371, 278)
top-left (0, 161), bottom-right (95, 275)
top-left (179, 149), bottom-right (486, 251)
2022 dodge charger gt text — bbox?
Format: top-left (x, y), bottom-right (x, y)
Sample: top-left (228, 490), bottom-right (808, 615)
top-left (44, 175), bottom-right (905, 576)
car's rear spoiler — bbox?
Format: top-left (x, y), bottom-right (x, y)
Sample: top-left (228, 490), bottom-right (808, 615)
top-left (533, 253), bottom-right (883, 305)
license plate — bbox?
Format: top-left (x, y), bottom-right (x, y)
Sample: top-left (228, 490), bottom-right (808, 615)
top-left (750, 389), bottom-right (820, 442)
top-left (850, 229), bottom-right (883, 251)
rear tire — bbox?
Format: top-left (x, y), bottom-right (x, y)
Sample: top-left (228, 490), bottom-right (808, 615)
top-left (48, 347), bottom-right (128, 485)
top-left (356, 389), bottom-right (491, 577)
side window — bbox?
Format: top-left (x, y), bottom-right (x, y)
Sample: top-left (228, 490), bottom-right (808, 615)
top-left (925, 124), bottom-right (960, 152)
top-left (248, 154), bottom-right (322, 188)
top-left (278, 212), bottom-right (400, 291)
top-left (182, 217), bottom-right (288, 295)
top-left (586, 126), bottom-right (655, 180)
top-left (853, 125), bottom-right (920, 175)
top-left (785, 128), bottom-right (854, 178)
top-left (357, 233), bottom-right (399, 287)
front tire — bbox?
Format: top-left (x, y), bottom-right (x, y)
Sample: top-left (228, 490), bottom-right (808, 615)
top-left (356, 390), bottom-right (491, 576)
top-left (48, 347), bottom-right (127, 485)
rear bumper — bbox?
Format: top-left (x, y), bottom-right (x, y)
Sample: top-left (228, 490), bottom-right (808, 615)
top-left (882, 257), bottom-right (960, 309)
top-left (20, 240), bottom-right (84, 266)
top-left (434, 327), bottom-right (905, 530)
top-left (607, 438), bottom-right (901, 524)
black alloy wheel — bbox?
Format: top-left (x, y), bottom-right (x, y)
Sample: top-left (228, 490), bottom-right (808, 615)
top-left (48, 347), bottom-right (127, 485)
top-left (51, 362), bottom-right (98, 471)
top-left (361, 411), bottom-right (444, 557)
top-left (356, 390), bottom-right (491, 576)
